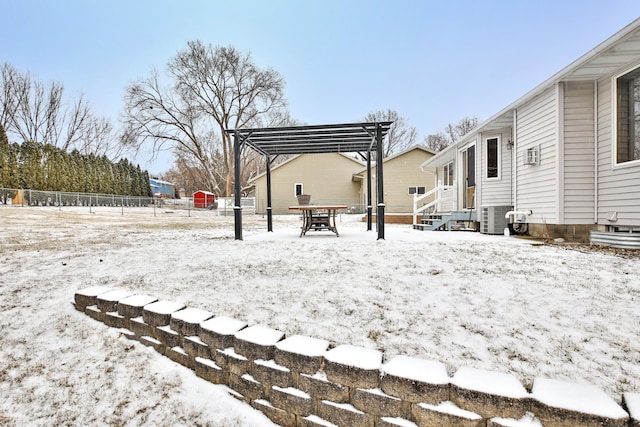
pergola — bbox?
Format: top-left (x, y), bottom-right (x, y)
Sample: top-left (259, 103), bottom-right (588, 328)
top-left (225, 121), bottom-right (393, 240)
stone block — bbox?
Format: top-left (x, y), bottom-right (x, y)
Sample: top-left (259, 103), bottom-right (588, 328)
top-left (531, 378), bottom-right (629, 427)
top-left (451, 367), bottom-right (530, 419)
top-left (381, 355), bottom-right (450, 404)
top-left (117, 294), bottom-right (158, 318)
top-left (195, 357), bottom-right (227, 384)
top-left (488, 412), bottom-right (541, 426)
top-left (412, 401), bottom-right (484, 427)
top-left (199, 316), bottom-right (247, 352)
top-left (298, 415), bottom-right (339, 427)
top-left (228, 373), bottom-right (265, 401)
top-left (96, 289), bottom-right (133, 313)
top-left (324, 344), bottom-right (382, 389)
top-left (623, 392), bottom-right (640, 427)
top-left (352, 387), bottom-right (409, 418)
top-left (84, 305), bottom-right (106, 323)
top-left (269, 385), bottom-right (313, 416)
top-left (142, 300), bottom-right (186, 327)
top-left (74, 286), bottom-right (112, 309)
top-left (166, 346), bottom-right (194, 370)
top-left (104, 311), bottom-right (127, 328)
top-left (129, 316), bottom-right (153, 338)
top-left (170, 307), bottom-right (213, 337)
top-left (317, 400), bottom-right (372, 427)
top-left (222, 385), bottom-right (247, 403)
top-left (251, 399), bottom-right (297, 427)
top-left (253, 359), bottom-right (292, 388)
top-left (234, 325), bottom-right (285, 361)
top-left (215, 347), bottom-right (250, 376)
top-left (139, 335), bottom-right (165, 355)
top-left (183, 335), bottom-right (211, 359)
top-left (155, 325), bottom-right (182, 348)
top-left (274, 335), bottom-right (330, 375)
top-left (298, 372), bottom-right (350, 403)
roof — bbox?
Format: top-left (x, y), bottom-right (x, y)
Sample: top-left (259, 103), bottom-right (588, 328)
top-left (421, 17), bottom-right (640, 169)
top-left (352, 145), bottom-right (436, 178)
top-left (225, 121), bottom-right (393, 156)
top-left (193, 190), bottom-right (215, 195)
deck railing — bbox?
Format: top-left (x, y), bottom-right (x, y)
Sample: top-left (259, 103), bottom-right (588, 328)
top-left (412, 185), bottom-right (454, 225)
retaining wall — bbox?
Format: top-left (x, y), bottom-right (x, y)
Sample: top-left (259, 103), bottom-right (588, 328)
top-left (74, 287), bottom-right (640, 427)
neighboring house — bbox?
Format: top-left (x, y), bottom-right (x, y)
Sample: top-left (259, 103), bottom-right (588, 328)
top-left (251, 153), bottom-right (365, 215)
top-left (149, 178), bottom-right (176, 198)
top-left (353, 146), bottom-right (436, 214)
top-left (251, 146), bottom-right (436, 216)
top-left (419, 18), bottom-right (640, 244)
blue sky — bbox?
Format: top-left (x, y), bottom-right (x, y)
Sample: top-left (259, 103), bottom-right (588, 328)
top-left (3, 0), bottom-right (640, 173)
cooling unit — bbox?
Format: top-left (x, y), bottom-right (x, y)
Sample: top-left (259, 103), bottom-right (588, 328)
top-left (481, 205), bottom-right (513, 234)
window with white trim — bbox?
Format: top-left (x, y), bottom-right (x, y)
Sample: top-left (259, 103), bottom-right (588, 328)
top-left (486, 137), bottom-right (500, 179)
top-left (294, 183), bottom-right (303, 196)
top-left (443, 162), bottom-right (454, 186)
top-left (408, 186), bottom-right (426, 195)
top-left (615, 65), bottom-right (640, 164)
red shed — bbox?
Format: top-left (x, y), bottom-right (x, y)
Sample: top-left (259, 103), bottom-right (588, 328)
top-left (193, 190), bottom-right (216, 208)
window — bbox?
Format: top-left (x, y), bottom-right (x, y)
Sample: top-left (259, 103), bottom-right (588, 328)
top-left (443, 162), bottom-right (454, 186)
top-left (615, 66), bottom-right (640, 164)
top-left (408, 186), bottom-right (426, 195)
top-left (486, 137), bottom-right (499, 178)
top-left (294, 183), bottom-right (303, 196)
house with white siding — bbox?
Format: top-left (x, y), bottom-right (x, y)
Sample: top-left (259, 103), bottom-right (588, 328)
top-left (418, 17), bottom-right (640, 245)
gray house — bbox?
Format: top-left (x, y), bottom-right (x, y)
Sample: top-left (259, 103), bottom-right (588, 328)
top-left (419, 17), bottom-right (640, 246)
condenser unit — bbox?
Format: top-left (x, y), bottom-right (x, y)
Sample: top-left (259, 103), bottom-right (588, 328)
top-left (481, 205), bottom-right (513, 234)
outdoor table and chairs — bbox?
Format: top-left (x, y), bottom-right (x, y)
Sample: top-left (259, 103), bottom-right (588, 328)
top-left (288, 205), bottom-right (347, 237)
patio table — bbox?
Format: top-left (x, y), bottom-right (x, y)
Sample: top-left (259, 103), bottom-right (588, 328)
top-left (288, 205), bottom-right (347, 237)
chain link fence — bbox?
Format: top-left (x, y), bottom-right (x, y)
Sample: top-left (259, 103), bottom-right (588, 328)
top-left (0, 187), bottom-right (256, 216)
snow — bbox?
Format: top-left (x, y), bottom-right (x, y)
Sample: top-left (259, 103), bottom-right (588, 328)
top-left (97, 289), bottom-right (133, 302)
top-left (255, 359), bottom-right (290, 372)
top-left (143, 300), bottom-right (185, 315)
top-left (417, 401), bottom-right (482, 419)
top-left (303, 414), bottom-right (338, 426)
top-left (234, 324), bottom-right (285, 346)
top-left (324, 344), bottom-right (382, 370)
top-left (382, 355), bottom-right (449, 384)
top-left (170, 307), bottom-right (213, 324)
top-left (200, 316), bottom-right (247, 335)
top-left (624, 393), bottom-right (640, 420)
top-left (531, 377), bottom-right (628, 419)
top-left (380, 416), bottom-right (419, 427)
top-left (272, 386), bottom-right (311, 399)
top-left (451, 366), bottom-right (529, 398)
top-left (118, 294), bottom-right (158, 307)
top-left (490, 412), bottom-right (543, 427)
top-left (1, 207), bottom-right (639, 425)
top-left (75, 285), bottom-right (111, 297)
top-left (275, 335), bottom-right (330, 357)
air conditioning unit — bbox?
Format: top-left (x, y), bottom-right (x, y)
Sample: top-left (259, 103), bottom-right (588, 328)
top-left (523, 147), bottom-right (539, 165)
top-left (481, 205), bottom-right (513, 234)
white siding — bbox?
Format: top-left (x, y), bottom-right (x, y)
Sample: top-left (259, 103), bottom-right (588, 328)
top-left (563, 81), bottom-right (595, 223)
top-left (478, 129), bottom-right (513, 207)
top-left (596, 76), bottom-right (640, 225)
top-left (515, 86), bottom-right (558, 223)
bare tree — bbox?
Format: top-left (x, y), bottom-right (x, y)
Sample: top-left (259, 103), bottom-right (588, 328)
top-left (424, 116), bottom-right (479, 152)
top-left (363, 109), bottom-right (417, 157)
top-left (0, 62), bottom-right (119, 158)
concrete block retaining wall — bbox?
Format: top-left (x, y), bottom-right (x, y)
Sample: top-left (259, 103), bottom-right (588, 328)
top-left (74, 287), bottom-right (639, 427)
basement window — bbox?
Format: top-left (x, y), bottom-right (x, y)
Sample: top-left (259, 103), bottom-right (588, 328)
top-left (408, 186), bottom-right (426, 195)
top-left (615, 65), bottom-right (640, 164)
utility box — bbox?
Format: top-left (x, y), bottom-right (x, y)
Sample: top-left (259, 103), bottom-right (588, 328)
top-left (480, 205), bottom-right (513, 234)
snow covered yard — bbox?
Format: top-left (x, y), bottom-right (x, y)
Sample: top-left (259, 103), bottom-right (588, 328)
top-left (0, 206), bottom-right (638, 425)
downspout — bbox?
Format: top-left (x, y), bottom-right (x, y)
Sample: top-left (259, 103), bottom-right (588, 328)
top-left (513, 109), bottom-right (518, 211)
top-left (594, 79), bottom-right (599, 224)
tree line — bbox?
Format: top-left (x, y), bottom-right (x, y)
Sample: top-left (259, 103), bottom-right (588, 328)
top-left (0, 124), bottom-right (152, 197)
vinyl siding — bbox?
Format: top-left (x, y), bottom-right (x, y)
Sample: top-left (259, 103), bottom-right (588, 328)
top-left (515, 86), bottom-right (558, 223)
top-left (596, 75), bottom-right (640, 225)
top-left (563, 81), bottom-right (595, 223)
top-left (478, 129), bottom-right (513, 207)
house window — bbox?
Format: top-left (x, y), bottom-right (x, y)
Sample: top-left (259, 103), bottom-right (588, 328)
top-left (408, 186), bottom-right (426, 195)
top-left (486, 137), bottom-right (500, 179)
top-left (443, 162), bottom-right (454, 186)
top-left (615, 66), bottom-right (640, 164)
top-left (294, 183), bottom-right (303, 196)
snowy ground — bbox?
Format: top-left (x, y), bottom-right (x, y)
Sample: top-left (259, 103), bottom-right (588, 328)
top-left (0, 206), bottom-right (638, 425)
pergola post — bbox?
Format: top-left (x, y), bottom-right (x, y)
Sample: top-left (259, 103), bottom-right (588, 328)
top-left (376, 123), bottom-right (385, 240)
top-left (266, 155), bottom-right (273, 232)
top-left (366, 150), bottom-right (372, 231)
top-left (233, 131), bottom-right (243, 240)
